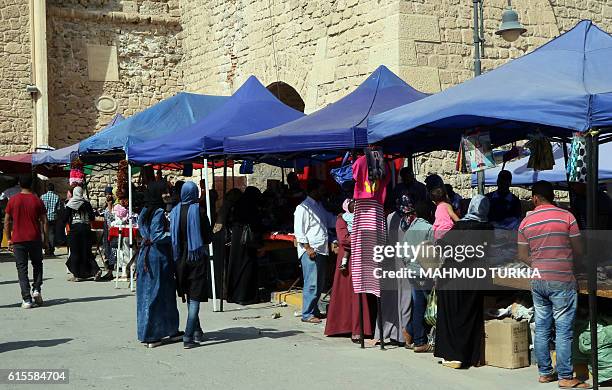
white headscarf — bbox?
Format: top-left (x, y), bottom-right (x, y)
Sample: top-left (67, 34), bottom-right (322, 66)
top-left (66, 186), bottom-right (88, 211)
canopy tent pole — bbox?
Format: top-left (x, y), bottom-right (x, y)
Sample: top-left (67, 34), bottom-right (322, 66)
top-left (232, 163), bottom-right (235, 187)
top-left (127, 157), bottom-right (135, 292)
top-left (204, 158), bottom-right (218, 312)
top-left (219, 158), bottom-right (228, 312)
top-left (281, 167), bottom-right (285, 184)
top-left (586, 131), bottom-right (600, 389)
top-left (472, 0), bottom-right (485, 195)
top-left (358, 293), bottom-right (365, 349)
top-left (211, 160), bottom-right (216, 190)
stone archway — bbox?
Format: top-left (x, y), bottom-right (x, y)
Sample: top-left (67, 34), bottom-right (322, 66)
top-left (267, 81), bottom-right (305, 113)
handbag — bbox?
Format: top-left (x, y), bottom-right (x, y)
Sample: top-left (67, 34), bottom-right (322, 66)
top-left (424, 288), bottom-right (437, 327)
top-left (330, 152), bottom-right (353, 185)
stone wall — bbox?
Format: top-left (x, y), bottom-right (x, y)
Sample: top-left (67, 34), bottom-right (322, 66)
top-left (46, 0), bottom-right (183, 149)
top-left (0, 0), bottom-right (33, 154)
top-left (44, 0), bottom-right (183, 202)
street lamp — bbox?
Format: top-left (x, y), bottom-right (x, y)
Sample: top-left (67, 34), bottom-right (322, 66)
top-left (473, 0), bottom-right (526, 194)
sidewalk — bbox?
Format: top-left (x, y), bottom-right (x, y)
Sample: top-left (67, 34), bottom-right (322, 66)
top-left (0, 255), bottom-right (555, 390)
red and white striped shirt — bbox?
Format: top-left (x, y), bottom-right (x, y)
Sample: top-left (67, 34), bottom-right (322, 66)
top-left (518, 204), bottom-right (580, 282)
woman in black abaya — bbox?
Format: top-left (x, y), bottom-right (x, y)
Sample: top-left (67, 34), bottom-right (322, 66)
top-left (434, 195), bottom-right (493, 369)
top-left (226, 186), bottom-right (262, 305)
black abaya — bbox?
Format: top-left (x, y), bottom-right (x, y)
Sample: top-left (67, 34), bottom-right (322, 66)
top-left (433, 219), bottom-right (493, 367)
top-left (175, 204), bottom-right (212, 302)
top-left (65, 202), bottom-right (99, 279)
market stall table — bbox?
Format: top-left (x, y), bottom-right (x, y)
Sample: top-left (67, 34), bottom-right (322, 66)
top-left (492, 277), bottom-right (612, 299)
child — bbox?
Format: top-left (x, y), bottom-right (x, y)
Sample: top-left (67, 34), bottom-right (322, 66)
top-left (339, 199), bottom-right (355, 271)
top-left (431, 187), bottom-right (459, 240)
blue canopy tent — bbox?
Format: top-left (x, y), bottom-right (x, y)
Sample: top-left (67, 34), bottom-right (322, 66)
top-left (368, 21), bottom-right (612, 153)
top-left (33, 114), bottom-right (125, 166)
top-left (129, 76), bottom-right (305, 164)
top-left (223, 65), bottom-right (428, 155)
top-left (472, 143), bottom-right (612, 187)
top-left (78, 92), bottom-right (228, 163)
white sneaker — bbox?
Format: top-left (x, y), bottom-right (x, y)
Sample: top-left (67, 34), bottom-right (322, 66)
top-left (21, 300), bottom-right (38, 309)
top-left (32, 291), bottom-right (43, 306)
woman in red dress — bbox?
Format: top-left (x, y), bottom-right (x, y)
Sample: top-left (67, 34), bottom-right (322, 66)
top-left (324, 200), bottom-right (375, 341)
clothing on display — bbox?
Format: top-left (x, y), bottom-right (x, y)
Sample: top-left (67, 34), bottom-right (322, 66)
top-left (567, 133), bottom-right (588, 183)
top-left (352, 155), bottom-right (390, 204)
top-left (351, 199), bottom-right (385, 297)
top-left (525, 133), bottom-right (554, 171)
top-left (364, 146), bottom-right (386, 182)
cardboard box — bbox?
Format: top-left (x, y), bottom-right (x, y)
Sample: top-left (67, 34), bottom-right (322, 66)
top-left (485, 318), bottom-right (529, 369)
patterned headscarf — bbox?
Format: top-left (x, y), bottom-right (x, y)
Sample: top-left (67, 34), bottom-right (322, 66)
top-left (396, 194), bottom-right (416, 231)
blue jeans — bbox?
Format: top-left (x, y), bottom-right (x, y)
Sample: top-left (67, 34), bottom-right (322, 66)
top-left (300, 252), bottom-right (326, 320)
top-left (531, 280), bottom-right (577, 379)
top-left (407, 288), bottom-right (430, 346)
top-left (184, 299), bottom-right (202, 342)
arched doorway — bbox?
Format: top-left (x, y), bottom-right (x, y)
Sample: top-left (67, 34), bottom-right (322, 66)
top-left (267, 82), bottom-right (305, 113)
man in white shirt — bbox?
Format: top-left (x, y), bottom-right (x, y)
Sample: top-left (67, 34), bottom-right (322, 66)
top-left (294, 179), bottom-right (336, 324)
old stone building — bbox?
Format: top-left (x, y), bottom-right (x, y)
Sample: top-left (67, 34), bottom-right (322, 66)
top-left (1, 0), bottom-right (612, 194)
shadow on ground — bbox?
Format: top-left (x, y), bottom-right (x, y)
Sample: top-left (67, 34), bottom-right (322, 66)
top-left (0, 338), bottom-right (72, 353)
top-left (0, 294), bottom-right (131, 308)
top-left (199, 327), bottom-right (303, 347)
top-left (0, 278), bottom-right (50, 286)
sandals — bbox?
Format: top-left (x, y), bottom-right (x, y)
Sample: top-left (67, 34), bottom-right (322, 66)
top-left (413, 343), bottom-right (434, 353)
top-left (558, 378), bottom-right (592, 389)
top-left (441, 359), bottom-right (462, 369)
top-left (539, 374), bottom-right (557, 383)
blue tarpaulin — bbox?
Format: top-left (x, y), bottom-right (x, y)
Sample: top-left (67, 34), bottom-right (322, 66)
top-left (224, 65), bottom-right (428, 155)
top-left (33, 114), bottom-right (124, 166)
top-left (472, 143), bottom-right (612, 187)
top-left (78, 92), bottom-right (228, 162)
top-left (130, 76), bottom-right (305, 164)
top-left (368, 21), bottom-right (612, 153)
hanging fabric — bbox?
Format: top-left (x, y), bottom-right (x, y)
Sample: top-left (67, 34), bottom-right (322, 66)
top-left (455, 137), bottom-right (469, 173)
top-left (525, 132), bottom-right (554, 171)
top-left (461, 130), bottom-right (496, 172)
top-left (239, 160), bottom-right (254, 174)
top-left (567, 133), bottom-right (588, 183)
top-left (364, 146), bottom-right (386, 182)
top-left (330, 152), bottom-right (353, 185)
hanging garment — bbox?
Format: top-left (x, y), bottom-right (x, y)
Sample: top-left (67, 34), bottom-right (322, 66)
top-left (351, 199), bottom-right (385, 297)
top-left (364, 146), bottom-right (386, 182)
top-left (353, 155), bottom-right (390, 204)
top-left (373, 211), bottom-right (412, 343)
top-left (567, 133), bottom-right (588, 183)
top-left (462, 130), bottom-right (496, 172)
top-left (525, 133), bottom-right (555, 171)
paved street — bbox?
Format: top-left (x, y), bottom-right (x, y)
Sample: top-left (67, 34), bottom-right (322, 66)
top-left (0, 253), bottom-right (553, 390)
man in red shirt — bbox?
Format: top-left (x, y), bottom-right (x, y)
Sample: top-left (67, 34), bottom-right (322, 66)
top-left (518, 180), bottom-right (589, 389)
top-left (4, 175), bottom-right (48, 309)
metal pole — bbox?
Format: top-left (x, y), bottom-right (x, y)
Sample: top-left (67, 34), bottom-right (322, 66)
top-left (377, 296), bottom-right (385, 350)
top-left (219, 158), bottom-right (228, 313)
top-left (585, 131), bottom-right (600, 389)
top-left (358, 293), bottom-right (365, 349)
top-left (204, 158), bottom-right (218, 311)
top-left (473, 0), bottom-right (485, 194)
top-left (127, 158), bottom-right (134, 292)
top-left (232, 163), bottom-right (235, 187)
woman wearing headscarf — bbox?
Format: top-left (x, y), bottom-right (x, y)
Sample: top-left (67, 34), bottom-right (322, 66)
top-left (63, 186), bottom-right (100, 281)
top-left (434, 195), bottom-right (494, 369)
top-left (226, 186), bottom-right (263, 305)
top-left (170, 181), bottom-right (213, 349)
top-left (370, 194), bottom-right (415, 346)
top-left (325, 199), bottom-right (375, 342)
top-left (136, 182), bottom-right (180, 348)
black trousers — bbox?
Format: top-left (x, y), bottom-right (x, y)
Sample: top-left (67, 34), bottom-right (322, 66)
top-left (13, 241), bottom-right (43, 300)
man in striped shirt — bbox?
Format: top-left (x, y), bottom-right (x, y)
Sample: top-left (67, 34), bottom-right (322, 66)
top-left (40, 183), bottom-right (60, 256)
top-left (518, 180), bottom-right (589, 389)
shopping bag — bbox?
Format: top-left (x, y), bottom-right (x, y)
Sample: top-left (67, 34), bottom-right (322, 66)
top-left (330, 152), bottom-right (353, 185)
top-left (424, 288), bottom-right (437, 327)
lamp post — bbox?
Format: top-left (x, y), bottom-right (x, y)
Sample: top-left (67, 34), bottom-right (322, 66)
top-left (473, 0), bottom-right (526, 194)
